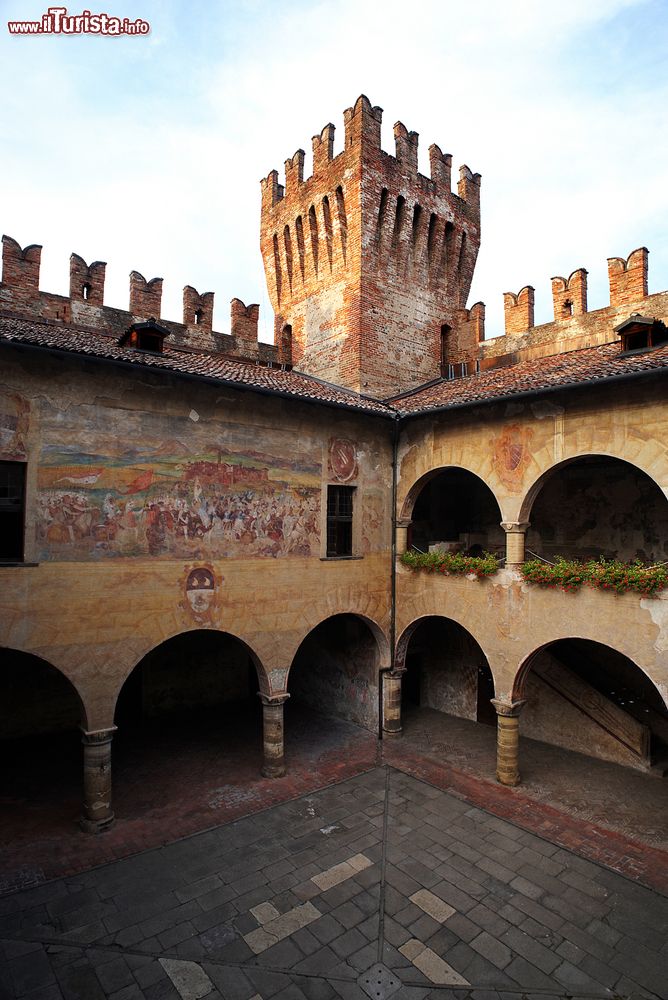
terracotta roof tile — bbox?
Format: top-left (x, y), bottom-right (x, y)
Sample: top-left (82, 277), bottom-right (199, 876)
top-left (387, 341), bottom-right (668, 414)
top-left (0, 314), bottom-right (394, 417)
top-left (2, 314), bottom-right (666, 419)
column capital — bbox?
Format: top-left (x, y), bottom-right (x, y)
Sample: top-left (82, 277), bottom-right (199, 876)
top-left (491, 698), bottom-right (526, 717)
top-left (258, 692), bottom-right (290, 707)
top-left (80, 726), bottom-right (117, 744)
top-left (395, 518), bottom-right (412, 529)
top-left (500, 521), bottom-right (530, 534)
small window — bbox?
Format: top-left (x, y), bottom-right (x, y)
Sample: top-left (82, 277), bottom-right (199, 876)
top-left (327, 485), bottom-right (354, 557)
top-left (0, 462), bottom-right (26, 561)
top-left (119, 320), bottom-right (170, 353)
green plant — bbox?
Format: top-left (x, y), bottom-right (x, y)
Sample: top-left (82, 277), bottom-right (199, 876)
top-left (400, 549), bottom-right (499, 579)
top-left (520, 556), bottom-right (668, 597)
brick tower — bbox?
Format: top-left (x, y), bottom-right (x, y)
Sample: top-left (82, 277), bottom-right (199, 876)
top-left (260, 95), bottom-right (481, 399)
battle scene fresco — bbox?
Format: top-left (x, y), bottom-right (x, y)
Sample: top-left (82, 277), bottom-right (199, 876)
top-left (36, 404), bottom-right (322, 561)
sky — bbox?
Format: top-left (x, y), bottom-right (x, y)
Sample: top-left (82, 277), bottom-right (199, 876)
top-left (2, 0), bottom-right (667, 343)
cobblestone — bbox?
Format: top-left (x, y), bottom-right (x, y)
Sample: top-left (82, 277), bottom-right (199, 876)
top-left (1, 761), bottom-right (666, 999)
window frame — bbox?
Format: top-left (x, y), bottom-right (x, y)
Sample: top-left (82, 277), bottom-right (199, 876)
top-left (325, 484), bottom-right (356, 558)
top-left (0, 460), bottom-right (26, 563)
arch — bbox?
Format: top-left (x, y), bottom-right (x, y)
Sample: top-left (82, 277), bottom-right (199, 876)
top-left (0, 646), bottom-right (88, 736)
top-left (400, 465), bottom-right (504, 524)
top-left (289, 611), bottom-right (390, 672)
top-left (519, 453), bottom-right (668, 525)
top-left (513, 637), bottom-right (668, 771)
top-left (395, 616), bottom-right (496, 726)
top-left (1, 648), bottom-right (90, 839)
top-left (400, 465), bottom-right (504, 557)
top-left (113, 627), bottom-right (269, 718)
top-left (518, 454), bottom-right (668, 564)
top-left (288, 613), bottom-right (386, 733)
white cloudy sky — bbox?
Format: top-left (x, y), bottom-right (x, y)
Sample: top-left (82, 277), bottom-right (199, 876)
top-left (2, 0), bottom-right (667, 342)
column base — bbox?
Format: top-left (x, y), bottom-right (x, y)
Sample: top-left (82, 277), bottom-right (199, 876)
top-left (496, 772), bottom-right (520, 788)
top-left (79, 812), bottom-right (115, 834)
top-left (382, 723), bottom-right (403, 737)
top-left (261, 760), bottom-right (285, 778)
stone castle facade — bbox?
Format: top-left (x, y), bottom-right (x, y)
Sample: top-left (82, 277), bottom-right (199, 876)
top-left (1, 97), bottom-right (667, 832)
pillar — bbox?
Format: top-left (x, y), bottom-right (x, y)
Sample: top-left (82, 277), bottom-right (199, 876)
top-left (382, 668), bottom-right (405, 736)
top-left (395, 519), bottom-right (412, 556)
top-left (501, 521), bottom-right (530, 566)
top-left (491, 700), bottom-right (525, 787)
top-left (259, 693), bottom-right (289, 777)
top-left (80, 727), bottom-right (116, 833)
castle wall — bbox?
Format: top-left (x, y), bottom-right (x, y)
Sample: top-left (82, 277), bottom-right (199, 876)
top-left (1, 235), bottom-right (276, 363)
top-left (0, 346), bottom-right (393, 732)
top-left (396, 378), bottom-right (668, 719)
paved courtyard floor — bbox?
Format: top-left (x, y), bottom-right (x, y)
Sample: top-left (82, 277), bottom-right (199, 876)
top-left (2, 766), bottom-right (668, 1000)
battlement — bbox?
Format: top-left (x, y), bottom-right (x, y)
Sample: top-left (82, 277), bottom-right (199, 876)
top-left (261, 95), bottom-right (480, 211)
top-left (464, 246), bottom-right (667, 372)
top-left (0, 232), bottom-right (275, 366)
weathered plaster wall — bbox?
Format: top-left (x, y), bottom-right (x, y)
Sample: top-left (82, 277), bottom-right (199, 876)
top-left (0, 347), bottom-right (393, 732)
top-left (396, 379), bottom-right (668, 749)
top-left (289, 614), bottom-right (380, 732)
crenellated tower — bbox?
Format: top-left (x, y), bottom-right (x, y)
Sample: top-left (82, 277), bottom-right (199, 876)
top-left (260, 96), bottom-right (481, 398)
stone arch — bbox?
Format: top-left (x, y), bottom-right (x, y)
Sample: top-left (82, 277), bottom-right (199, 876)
top-left (400, 466), bottom-right (505, 557)
top-left (395, 616), bottom-right (496, 725)
top-left (518, 454), bottom-right (668, 564)
top-left (113, 626), bottom-right (270, 714)
top-left (286, 610), bottom-right (390, 671)
top-left (113, 628), bottom-right (269, 726)
top-left (519, 453), bottom-right (668, 523)
top-left (0, 647), bottom-right (88, 735)
top-left (0, 648), bottom-right (91, 835)
top-left (513, 637), bottom-right (668, 772)
top-left (288, 613), bottom-right (386, 733)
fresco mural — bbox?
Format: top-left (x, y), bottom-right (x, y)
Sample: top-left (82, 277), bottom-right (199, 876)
top-left (36, 405), bottom-right (322, 561)
top-left (0, 390), bottom-right (30, 460)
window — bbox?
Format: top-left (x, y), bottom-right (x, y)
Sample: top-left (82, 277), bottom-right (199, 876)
top-left (327, 485), bottom-right (354, 557)
top-left (119, 320), bottom-right (170, 353)
top-left (0, 462), bottom-right (26, 561)
top-left (616, 314), bottom-right (668, 353)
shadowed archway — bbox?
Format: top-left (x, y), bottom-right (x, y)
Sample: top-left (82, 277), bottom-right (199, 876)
top-left (515, 637), bottom-right (668, 774)
top-left (0, 649), bottom-right (87, 847)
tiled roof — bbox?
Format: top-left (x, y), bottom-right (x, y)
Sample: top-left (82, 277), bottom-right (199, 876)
top-left (2, 314), bottom-right (667, 420)
top-left (0, 314), bottom-right (394, 417)
top-left (387, 341), bottom-right (668, 414)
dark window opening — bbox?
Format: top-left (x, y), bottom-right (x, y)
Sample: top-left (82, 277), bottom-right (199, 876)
top-left (327, 485), bottom-right (354, 556)
top-left (562, 298), bottom-right (573, 317)
top-left (280, 323), bottom-right (292, 366)
top-left (135, 332), bottom-right (163, 352)
top-left (0, 462), bottom-right (26, 562)
top-left (82, 282), bottom-right (91, 301)
top-left (194, 308), bottom-right (203, 325)
top-left (440, 323), bottom-right (451, 377)
top-left (120, 321), bottom-right (169, 353)
top-left (617, 315), bottom-right (668, 353)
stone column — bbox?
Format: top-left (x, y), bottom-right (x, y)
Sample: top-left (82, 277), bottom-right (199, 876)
top-left (491, 700), bottom-right (525, 787)
top-left (501, 521), bottom-right (530, 566)
top-left (382, 668), bottom-right (405, 736)
top-left (259, 693), bottom-right (289, 778)
top-left (80, 727), bottom-right (116, 833)
top-left (395, 519), bottom-right (412, 556)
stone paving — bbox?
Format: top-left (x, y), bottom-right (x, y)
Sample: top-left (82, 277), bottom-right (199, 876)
top-left (2, 767), bottom-right (668, 1000)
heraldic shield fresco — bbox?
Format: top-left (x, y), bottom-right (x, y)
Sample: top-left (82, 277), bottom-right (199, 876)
top-left (36, 403), bottom-right (322, 561)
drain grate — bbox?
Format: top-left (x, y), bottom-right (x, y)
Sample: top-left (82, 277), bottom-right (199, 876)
top-left (357, 963), bottom-right (402, 1000)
